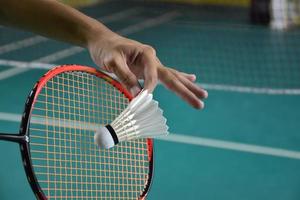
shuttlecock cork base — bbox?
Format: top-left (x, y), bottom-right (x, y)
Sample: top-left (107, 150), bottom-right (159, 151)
top-left (94, 90), bottom-right (169, 149)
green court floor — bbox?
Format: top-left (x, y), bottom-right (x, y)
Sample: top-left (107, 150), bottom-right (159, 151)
top-left (0, 1), bottom-right (300, 199)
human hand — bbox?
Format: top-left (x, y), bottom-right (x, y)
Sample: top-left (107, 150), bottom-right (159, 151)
top-left (88, 32), bottom-right (208, 109)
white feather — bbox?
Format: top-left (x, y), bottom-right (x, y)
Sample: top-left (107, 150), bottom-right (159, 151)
top-left (94, 90), bottom-right (169, 149)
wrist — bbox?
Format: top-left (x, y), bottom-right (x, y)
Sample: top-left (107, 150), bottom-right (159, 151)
top-left (83, 19), bottom-right (120, 48)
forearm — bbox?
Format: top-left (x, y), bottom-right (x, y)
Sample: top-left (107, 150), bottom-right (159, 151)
top-left (0, 0), bottom-right (114, 47)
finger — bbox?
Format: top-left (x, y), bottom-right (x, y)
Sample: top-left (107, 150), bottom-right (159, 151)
top-left (104, 55), bottom-right (141, 96)
top-left (158, 68), bottom-right (204, 109)
top-left (179, 72), bottom-right (196, 82)
top-left (167, 68), bottom-right (208, 99)
top-left (143, 65), bottom-right (158, 93)
top-left (165, 66), bottom-right (196, 82)
top-left (141, 51), bottom-right (158, 92)
top-left (172, 70), bottom-right (197, 82)
top-left (172, 71), bottom-right (208, 99)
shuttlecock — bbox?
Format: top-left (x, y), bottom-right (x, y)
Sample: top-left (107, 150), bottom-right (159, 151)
top-left (94, 90), bottom-right (169, 149)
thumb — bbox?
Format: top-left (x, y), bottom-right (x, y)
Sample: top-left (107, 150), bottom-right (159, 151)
top-left (104, 55), bottom-right (141, 96)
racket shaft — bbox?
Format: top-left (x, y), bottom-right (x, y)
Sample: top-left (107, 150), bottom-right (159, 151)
top-left (0, 133), bottom-right (26, 143)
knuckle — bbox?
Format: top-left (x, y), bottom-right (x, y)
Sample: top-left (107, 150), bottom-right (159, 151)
top-left (165, 77), bottom-right (176, 88)
top-left (147, 75), bottom-right (158, 85)
top-left (142, 45), bottom-right (156, 55)
top-left (166, 75), bottom-right (178, 89)
top-left (163, 70), bottom-right (173, 79)
top-left (166, 82), bottom-right (176, 90)
top-left (104, 57), bottom-right (118, 68)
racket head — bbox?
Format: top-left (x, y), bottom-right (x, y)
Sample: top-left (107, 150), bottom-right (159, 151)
top-left (18, 65), bottom-right (154, 200)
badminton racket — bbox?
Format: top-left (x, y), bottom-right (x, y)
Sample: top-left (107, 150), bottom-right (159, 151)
top-left (0, 65), bottom-right (153, 200)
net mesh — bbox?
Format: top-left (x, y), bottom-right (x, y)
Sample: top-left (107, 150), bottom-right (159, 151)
top-left (29, 70), bottom-right (150, 199)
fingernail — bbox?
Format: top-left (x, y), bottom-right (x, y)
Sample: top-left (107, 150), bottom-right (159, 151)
top-left (195, 100), bottom-right (205, 109)
top-left (130, 86), bottom-right (141, 96)
top-left (199, 101), bottom-right (205, 109)
top-left (203, 90), bottom-right (208, 98)
top-left (191, 74), bottom-right (196, 81)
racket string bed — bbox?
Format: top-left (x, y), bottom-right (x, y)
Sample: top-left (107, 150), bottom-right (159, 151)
top-left (28, 68), bottom-right (151, 199)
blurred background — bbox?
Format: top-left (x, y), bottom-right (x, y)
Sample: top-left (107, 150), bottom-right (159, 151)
top-left (0, 0), bottom-right (300, 199)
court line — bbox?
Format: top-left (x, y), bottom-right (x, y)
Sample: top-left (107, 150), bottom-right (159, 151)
top-left (1, 58), bottom-right (300, 95)
top-left (159, 134), bottom-right (300, 160)
top-left (0, 7), bottom-right (142, 56)
top-left (199, 83), bottom-right (300, 95)
top-left (0, 36), bottom-right (47, 55)
top-left (34, 47), bottom-right (84, 63)
top-left (0, 111), bottom-right (299, 160)
top-left (99, 7), bottom-right (142, 23)
top-left (117, 11), bottom-right (180, 35)
top-left (0, 68), bottom-right (29, 81)
top-left (0, 59), bottom-right (53, 69)
top-left (0, 112), bottom-right (20, 123)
